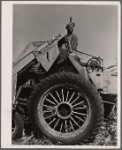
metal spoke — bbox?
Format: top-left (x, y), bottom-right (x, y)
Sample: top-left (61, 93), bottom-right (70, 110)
top-left (73, 106), bottom-right (87, 110)
top-left (61, 89), bottom-right (64, 102)
top-left (66, 90), bottom-right (69, 102)
top-left (48, 117), bottom-right (56, 125)
top-left (45, 98), bottom-right (56, 105)
top-left (43, 104), bottom-right (54, 110)
top-left (53, 119), bottom-right (60, 129)
top-left (44, 110), bottom-right (52, 112)
top-left (55, 91), bottom-right (62, 102)
top-left (69, 120), bottom-right (74, 131)
top-left (73, 111), bottom-right (87, 116)
top-left (49, 93), bottom-right (59, 104)
top-left (68, 92), bottom-right (75, 103)
top-left (71, 116), bottom-right (80, 127)
top-left (65, 120), bottom-right (68, 133)
top-left (45, 114), bottom-right (55, 120)
top-left (60, 122), bottom-right (63, 132)
top-left (72, 101), bottom-right (84, 107)
top-left (71, 95), bottom-right (80, 104)
top-left (74, 114), bottom-right (85, 123)
top-left (43, 110), bottom-right (52, 114)
top-left (43, 104), bottom-right (53, 108)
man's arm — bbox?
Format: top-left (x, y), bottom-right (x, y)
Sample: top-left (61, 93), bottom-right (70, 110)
top-left (71, 34), bottom-right (78, 51)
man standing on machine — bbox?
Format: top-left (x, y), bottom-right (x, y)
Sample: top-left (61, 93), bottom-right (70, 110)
top-left (64, 17), bottom-right (78, 53)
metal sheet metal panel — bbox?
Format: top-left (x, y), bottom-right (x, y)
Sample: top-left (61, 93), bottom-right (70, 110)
top-left (69, 55), bottom-right (87, 79)
top-left (107, 73), bottom-right (117, 94)
top-left (36, 44), bottom-right (59, 71)
top-left (90, 71), bottom-right (110, 91)
top-left (36, 42), bottom-right (48, 52)
top-left (14, 41), bottom-right (46, 63)
top-left (103, 66), bottom-right (117, 94)
top-left (90, 71), bottom-right (104, 90)
top-left (13, 53), bottom-right (35, 76)
top-left (90, 71), bottom-right (117, 94)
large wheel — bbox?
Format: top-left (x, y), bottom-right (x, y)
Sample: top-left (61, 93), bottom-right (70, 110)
top-left (12, 111), bottom-right (24, 140)
top-left (28, 72), bottom-right (104, 144)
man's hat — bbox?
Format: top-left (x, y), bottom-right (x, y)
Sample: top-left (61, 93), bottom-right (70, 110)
top-left (65, 17), bottom-right (75, 29)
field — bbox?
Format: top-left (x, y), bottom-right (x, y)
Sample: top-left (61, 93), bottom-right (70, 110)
top-left (12, 106), bottom-right (117, 146)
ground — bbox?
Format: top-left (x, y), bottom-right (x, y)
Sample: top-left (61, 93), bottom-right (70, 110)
top-left (12, 106), bottom-right (117, 146)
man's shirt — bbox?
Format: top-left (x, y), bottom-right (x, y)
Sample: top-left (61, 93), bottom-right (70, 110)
top-left (64, 33), bottom-right (78, 52)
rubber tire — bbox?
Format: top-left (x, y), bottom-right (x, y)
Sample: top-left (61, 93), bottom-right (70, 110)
top-left (28, 72), bottom-right (104, 144)
top-left (12, 111), bottom-right (24, 140)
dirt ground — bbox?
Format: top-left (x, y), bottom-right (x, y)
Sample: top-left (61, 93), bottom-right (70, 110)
top-left (12, 107), bottom-right (117, 146)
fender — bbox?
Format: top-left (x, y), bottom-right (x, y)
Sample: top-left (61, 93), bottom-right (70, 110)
top-left (69, 54), bottom-right (89, 80)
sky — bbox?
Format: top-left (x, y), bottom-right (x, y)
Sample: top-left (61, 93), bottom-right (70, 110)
top-left (13, 3), bottom-right (119, 67)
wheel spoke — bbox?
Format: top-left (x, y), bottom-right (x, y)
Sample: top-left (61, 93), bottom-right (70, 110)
top-left (65, 120), bottom-right (68, 133)
top-left (45, 98), bottom-right (56, 105)
top-left (61, 89), bottom-right (64, 102)
top-left (49, 93), bottom-right (59, 104)
top-left (43, 110), bottom-right (53, 114)
top-left (69, 120), bottom-right (75, 131)
top-left (70, 116), bottom-right (80, 127)
top-left (72, 101), bottom-right (84, 107)
top-left (68, 92), bottom-right (75, 103)
top-left (73, 106), bottom-right (87, 110)
top-left (60, 122), bottom-right (63, 132)
top-left (73, 111), bottom-right (87, 116)
top-left (71, 95), bottom-right (80, 104)
top-left (45, 114), bottom-right (55, 119)
top-left (53, 119), bottom-right (60, 129)
top-left (48, 117), bottom-right (56, 125)
top-left (55, 91), bottom-right (62, 102)
top-left (66, 90), bottom-right (69, 102)
top-left (43, 104), bottom-right (54, 110)
top-left (74, 114), bottom-right (85, 123)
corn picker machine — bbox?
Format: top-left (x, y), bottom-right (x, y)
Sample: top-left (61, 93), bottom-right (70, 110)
top-left (12, 34), bottom-right (117, 144)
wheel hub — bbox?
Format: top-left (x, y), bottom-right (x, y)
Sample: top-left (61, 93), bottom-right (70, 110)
top-left (57, 102), bottom-right (72, 119)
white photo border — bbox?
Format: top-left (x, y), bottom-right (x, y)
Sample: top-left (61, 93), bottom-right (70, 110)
top-left (1, 1), bottom-right (121, 149)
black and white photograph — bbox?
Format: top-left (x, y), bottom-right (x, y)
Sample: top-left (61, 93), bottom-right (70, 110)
top-left (1, 1), bottom-right (121, 148)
